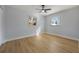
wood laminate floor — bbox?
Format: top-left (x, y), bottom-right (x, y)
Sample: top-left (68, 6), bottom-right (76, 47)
top-left (0, 34), bottom-right (78, 53)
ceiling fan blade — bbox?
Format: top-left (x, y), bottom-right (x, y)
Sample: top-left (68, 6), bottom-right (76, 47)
top-left (45, 9), bottom-right (51, 10)
top-left (44, 10), bottom-right (47, 13)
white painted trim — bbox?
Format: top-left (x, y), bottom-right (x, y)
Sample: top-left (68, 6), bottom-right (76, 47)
top-left (46, 32), bottom-right (79, 41)
top-left (1, 34), bottom-right (36, 46)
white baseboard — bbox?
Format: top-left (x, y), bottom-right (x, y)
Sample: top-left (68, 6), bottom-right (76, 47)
top-left (46, 32), bottom-right (79, 41)
top-left (1, 34), bottom-right (36, 46)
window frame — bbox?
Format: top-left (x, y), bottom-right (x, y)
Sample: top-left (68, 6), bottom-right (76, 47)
top-left (51, 16), bottom-right (60, 26)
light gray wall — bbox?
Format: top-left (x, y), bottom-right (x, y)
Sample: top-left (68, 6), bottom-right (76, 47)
top-left (1, 5), bottom-right (79, 44)
top-left (0, 8), bottom-right (3, 45)
top-left (0, 7), bottom-right (5, 45)
top-left (45, 7), bottom-right (79, 40)
top-left (3, 6), bottom-right (45, 41)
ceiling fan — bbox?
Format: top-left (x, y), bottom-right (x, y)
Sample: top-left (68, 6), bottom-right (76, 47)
top-left (36, 5), bottom-right (52, 13)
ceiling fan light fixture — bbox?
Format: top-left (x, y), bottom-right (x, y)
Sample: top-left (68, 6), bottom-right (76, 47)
top-left (41, 10), bottom-right (45, 13)
top-left (36, 5), bottom-right (51, 13)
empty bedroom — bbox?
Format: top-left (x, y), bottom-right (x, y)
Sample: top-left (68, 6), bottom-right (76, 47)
top-left (0, 5), bottom-right (79, 53)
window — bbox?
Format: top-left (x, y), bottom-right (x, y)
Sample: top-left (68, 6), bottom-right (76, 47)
top-left (51, 16), bottom-right (60, 26)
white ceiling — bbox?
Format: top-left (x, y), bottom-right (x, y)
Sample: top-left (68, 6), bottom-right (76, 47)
top-left (8, 5), bottom-right (78, 16)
